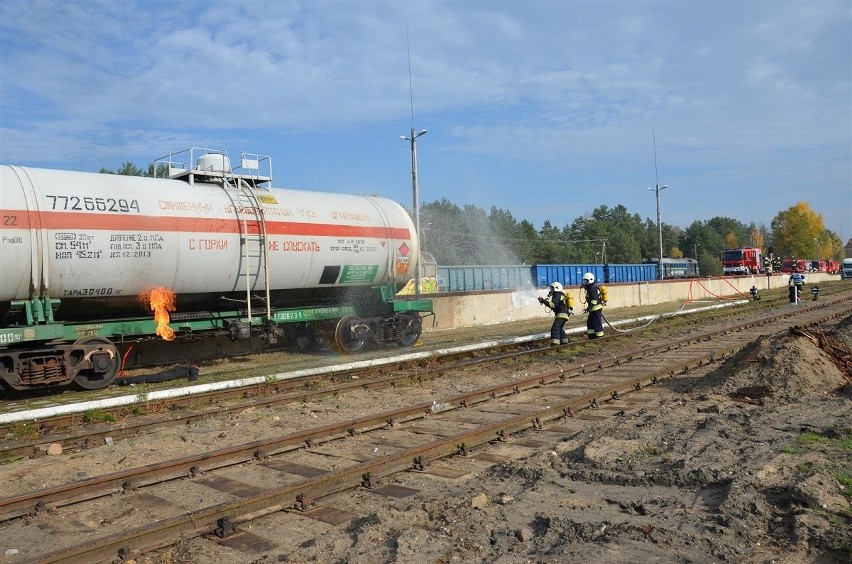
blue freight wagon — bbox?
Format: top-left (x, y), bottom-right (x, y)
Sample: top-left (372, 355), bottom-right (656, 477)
top-left (532, 264), bottom-right (605, 288)
top-left (604, 263), bottom-right (658, 283)
top-left (433, 262), bottom-right (670, 292)
top-left (436, 265), bottom-right (534, 292)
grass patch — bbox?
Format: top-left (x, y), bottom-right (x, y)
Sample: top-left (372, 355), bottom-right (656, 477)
top-left (82, 409), bottom-right (117, 424)
top-left (8, 422), bottom-right (40, 441)
top-left (834, 468), bottom-right (852, 499)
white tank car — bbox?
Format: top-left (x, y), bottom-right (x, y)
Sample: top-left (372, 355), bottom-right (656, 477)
top-left (1, 165), bottom-right (417, 306)
top-left (0, 149), bottom-right (428, 390)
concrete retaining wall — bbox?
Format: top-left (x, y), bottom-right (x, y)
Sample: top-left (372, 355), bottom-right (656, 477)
top-left (423, 273), bottom-right (836, 331)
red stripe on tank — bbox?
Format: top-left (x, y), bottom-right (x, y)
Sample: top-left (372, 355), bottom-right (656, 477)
top-left (1, 210), bottom-right (411, 240)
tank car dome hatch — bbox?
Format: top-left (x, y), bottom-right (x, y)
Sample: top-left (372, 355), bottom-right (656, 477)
top-left (196, 153), bottom-right (231, 173)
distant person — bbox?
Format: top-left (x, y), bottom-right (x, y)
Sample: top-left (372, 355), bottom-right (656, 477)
top-left (581, 273), bottom-right (606, 339)
top-left (538, 282), bottom-right (574, 345)
top-left (789, 269), bottom-right (805, 304)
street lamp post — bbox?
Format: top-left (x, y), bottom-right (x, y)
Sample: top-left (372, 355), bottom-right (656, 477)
top-left (401, 128), bottom-right (427, 296)
top-left (694, 243), bottom-right (701, 276)
top-left (648, 184), bottom-right (668, 280)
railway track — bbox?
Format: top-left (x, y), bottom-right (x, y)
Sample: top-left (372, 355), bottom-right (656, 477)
top-left (1, 290), bottom-right (849, 562)
top-left (0, 287), bottom-right (848, 463)
top-left (0, 284), bottom-right (830, 462)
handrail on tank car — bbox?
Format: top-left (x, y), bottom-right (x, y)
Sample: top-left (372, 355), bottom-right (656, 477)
top-left (154, 148), bottom-right (272, 187)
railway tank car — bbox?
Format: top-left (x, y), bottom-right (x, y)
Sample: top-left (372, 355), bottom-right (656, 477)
top-left (0, 147), bottom-right (431, 391)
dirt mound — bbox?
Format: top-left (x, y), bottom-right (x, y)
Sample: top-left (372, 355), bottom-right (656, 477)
top-left (696, 318), bottom-right (852, 404)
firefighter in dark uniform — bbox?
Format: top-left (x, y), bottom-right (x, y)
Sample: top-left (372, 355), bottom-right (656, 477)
top-left (538, 281), bottom-right (573, 345)
top-left (581, 273), bottom-right (605, 339)
top-left (763, 256), bottom-right (772, 273)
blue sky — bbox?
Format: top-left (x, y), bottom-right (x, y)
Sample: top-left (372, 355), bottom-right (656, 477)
top-left (1, 0), bottom-right (850, 242)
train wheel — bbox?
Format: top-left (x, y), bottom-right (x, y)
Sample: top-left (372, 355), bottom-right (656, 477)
top-left (72, 337), bottom-right (120, 390)
top-left (334, 316), bottom-right (367, 354)
top-left (397, 313), bottom-right (422, 347)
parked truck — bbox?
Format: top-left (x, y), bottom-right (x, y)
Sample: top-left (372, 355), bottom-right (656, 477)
top-left (780, 258), bottom-right (810, 273)
top-left (842, 258), bottom-right (852, 280)
top-left (721, 247), bottom-right (763, 275)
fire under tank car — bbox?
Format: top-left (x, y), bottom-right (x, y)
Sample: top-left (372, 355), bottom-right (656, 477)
top-left (0, 148), bottom-right (432, 391)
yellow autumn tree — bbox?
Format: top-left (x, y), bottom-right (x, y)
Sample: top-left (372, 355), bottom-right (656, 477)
top-left (725, 233), bottom-right (739, 248)
top-left (770, 202), bottom-right (826, 258)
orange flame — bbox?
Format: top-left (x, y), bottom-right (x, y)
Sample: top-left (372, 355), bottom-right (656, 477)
top-left (139, 286), bottom-right (177, 341)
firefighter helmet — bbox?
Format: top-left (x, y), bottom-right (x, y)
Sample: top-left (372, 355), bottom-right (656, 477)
top-left (549, 282), bottom-right (563, 292)
top-left (582, 273), bottom-right (595, 284)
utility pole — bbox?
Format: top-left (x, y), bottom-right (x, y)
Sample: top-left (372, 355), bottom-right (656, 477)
top-left (401, 128), bottom-right (427, 295)
top-left (647, 122), bottom-right (669, 280)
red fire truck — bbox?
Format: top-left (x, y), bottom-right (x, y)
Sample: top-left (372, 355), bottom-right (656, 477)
top-left (721, 247), bottom-right (763, 275)
top-left (827, 260), bottom-right (840, 274)
top-left (780, 258), bottom-right (809, 273)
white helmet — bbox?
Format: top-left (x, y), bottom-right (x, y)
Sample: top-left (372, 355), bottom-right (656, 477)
top-left (549, 281), bottom-right (563, 292)
top-left (582, 273), bottom-right (595, 284)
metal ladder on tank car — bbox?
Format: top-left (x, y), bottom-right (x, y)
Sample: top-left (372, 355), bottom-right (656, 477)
top-left (224, 177), bottom-right (272, 323)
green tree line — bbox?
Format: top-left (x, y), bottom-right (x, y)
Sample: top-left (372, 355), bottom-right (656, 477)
top-left (415, 198), bottom-right (844, 276)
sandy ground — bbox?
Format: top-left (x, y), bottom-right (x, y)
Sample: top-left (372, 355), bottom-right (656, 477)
top-left (244, 318), bottom-right (850, 564)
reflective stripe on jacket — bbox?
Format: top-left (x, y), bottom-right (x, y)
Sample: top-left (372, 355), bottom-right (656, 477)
top-left (585, 284), bottom-right (604, 312)
top-left (545, 291), bottom-right (573, 319)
